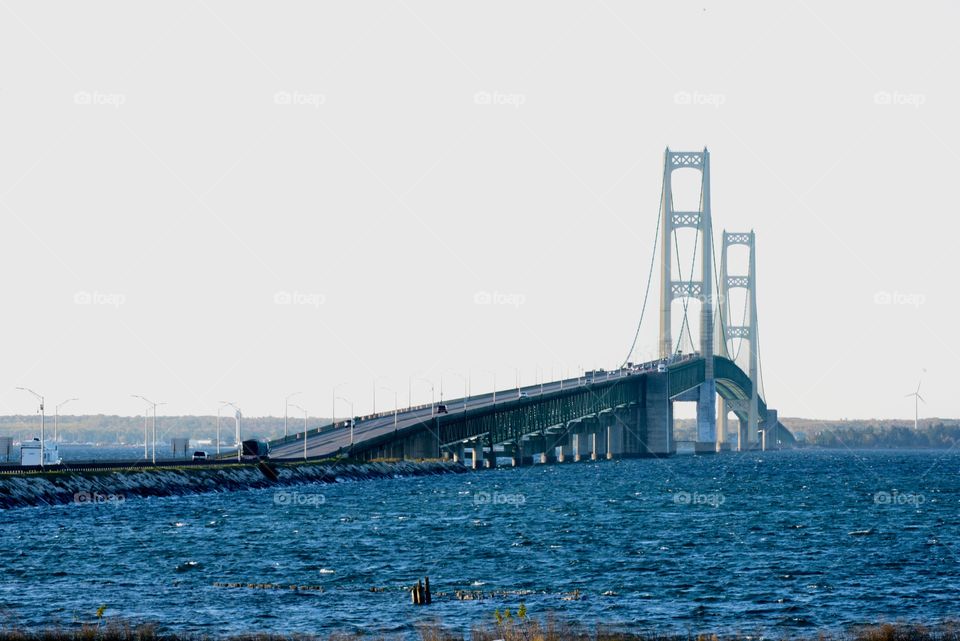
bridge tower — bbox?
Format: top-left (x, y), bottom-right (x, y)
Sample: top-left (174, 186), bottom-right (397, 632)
top-left (716, 230), bottom-right (759, 450)
top-left (658, 148), bottom-right (716, 453)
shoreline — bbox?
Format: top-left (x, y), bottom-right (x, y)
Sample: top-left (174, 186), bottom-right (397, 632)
top-left (2, 620), bottom-right (959, 641)
top-left (0, 459), bottom-right (468, 510)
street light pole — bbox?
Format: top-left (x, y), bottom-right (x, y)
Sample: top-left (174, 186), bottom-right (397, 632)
top-left (132, 394), bottom-right (165, 465)
top-left (216, 405), bottom-right (223, 456)
top-left (290, 403), bottom-right (308, 460)
top-left (220, 401), bottom-right (241, 462)
top-left (336, 396), bottom-right (355, 445)
top-left (332, 383), bottom-right (347, 429)
top-left (414, 378), bottom-right (435, 416)
top-left (16, 388), bottom-right (44, 467)
top-left (378, 387), bottom-right (398, 433)
top-left (54, 397), bottom-right (78, 444)
top-left (284, 392), bottom-right (301, 437)
top-left (445, 371), bottom-right (467, 413)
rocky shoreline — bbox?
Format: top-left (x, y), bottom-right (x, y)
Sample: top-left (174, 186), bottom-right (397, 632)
top-left (0, 460), bottom-right (468, 510)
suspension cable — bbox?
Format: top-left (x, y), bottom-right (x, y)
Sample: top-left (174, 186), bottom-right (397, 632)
top-left (619, 176), bottom-right (664, 367)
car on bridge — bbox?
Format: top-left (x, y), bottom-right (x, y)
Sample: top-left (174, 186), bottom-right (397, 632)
top-left (191, 450), bottom-right (208, 462)
top-left (436, 404), bottom-right (448, 414)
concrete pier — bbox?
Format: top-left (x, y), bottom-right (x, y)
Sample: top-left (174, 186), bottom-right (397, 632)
top-left (643, 373), bottom-right (674, 456)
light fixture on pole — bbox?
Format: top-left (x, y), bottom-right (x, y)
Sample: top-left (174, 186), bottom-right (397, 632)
top-left (289, 402), bottom-right (308, 459)
top-left (54, 397), bottom-right (78, 444)
top-left (482, 370), bottom-right (497, 405)
top-left (414, 378), bottom-right (435, 416)
top-left (220, 401), bottom-right (241, 461)
top-left (373, 376), bottom-right (388, 414)
top-left (132, 395), bottom-right (164, 465)
top-left (332, 383), bottom-right (347, 429)
top-left (16, 387), bottom-right (44, 467)
top-left (336, 396), bottom-right (355, 445)
top-left (216, 404), bottom-right (224, 456)
top-left (378, 386), bottom-right (398, 433)
top-left (284, 392), bottom-right (301, 437)
top-left (445, 370), bottom-right (468, 413)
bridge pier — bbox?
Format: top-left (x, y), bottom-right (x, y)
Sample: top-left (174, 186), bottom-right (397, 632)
top-left (605, 416), bottom-right (624, 459)
top-left (471, 441), bottom-right (484, 469)
top-left (695, 380), bottom-right (717, 454)
top-left (557, 434), bottom-right (573, 463)
top-left (643, 373), bottom-right (674, 456)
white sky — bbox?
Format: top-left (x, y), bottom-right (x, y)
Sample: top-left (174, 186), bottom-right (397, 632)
top-left (1, 1), bottom-right (957, 420)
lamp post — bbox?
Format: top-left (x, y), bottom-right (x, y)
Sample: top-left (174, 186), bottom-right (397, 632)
top-left (284, 392), bottom-right (301, 437)
top-left (332, 383), bottom-right (347, 429)
top-left (414, 378), bottom-right (435, 416)
top-left (132, 395), bottom-right (165, 465)
top-left (378, 386), bottom-right (398, 433)
top-left (16, 388), bottom-right (44, 467)
top-left (220, 401), bottom-right (241, 461)
top-left (373, 376), bottom-right (388, 414)
top-left (445, 370), bottom-right (468, 413)
top-left (216, 404), bottom-right (223, 456)
top-left (336, 396), bottom-right (355, 445)
top-left (289, 402), bottom-right (308, 460)
top-left (481, 370), bottom-right (497, 405)
top-left (54, 397), bottom-right (78, 444)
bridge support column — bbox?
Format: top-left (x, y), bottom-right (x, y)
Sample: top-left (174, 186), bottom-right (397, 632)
top-left (695, 380), bottom-right (717, 454)
top-left (471, 442), bottom-right (484, 470)
top-left (717, 397), bottom-right (730, 452)
top-left (643, 373), bottom-right (674, 456)
top-left (403, 430), bottom-right (435, 460)
top-left (573, 432), bottom-right (588, 462)
top-left (760, 409), bottom-right (778, 450)
top-left (606, 419), bottom-right (623, 460)
top-left (558, 434), bottom-right (573, 463)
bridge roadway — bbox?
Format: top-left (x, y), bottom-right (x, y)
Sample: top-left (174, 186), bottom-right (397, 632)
top-left (268, 365), bottom-right (656, 461)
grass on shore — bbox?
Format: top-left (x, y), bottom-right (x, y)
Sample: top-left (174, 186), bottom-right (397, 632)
top-left (3, 620), bottom-right (960, 641)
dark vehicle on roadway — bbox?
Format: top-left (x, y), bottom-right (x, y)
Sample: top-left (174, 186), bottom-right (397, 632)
top-left (241, 439), bottom-right (270, 459)
top-left (436, 404), bottom-right (448, 414)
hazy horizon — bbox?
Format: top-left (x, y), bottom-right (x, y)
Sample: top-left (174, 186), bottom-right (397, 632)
top-left (2, 1), bottom-right (957, 421)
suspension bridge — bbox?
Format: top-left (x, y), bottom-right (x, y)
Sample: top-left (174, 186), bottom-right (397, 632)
top-left (270, 147), bottom-right (794, 464)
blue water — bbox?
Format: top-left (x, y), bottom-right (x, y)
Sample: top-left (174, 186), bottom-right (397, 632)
top-left (1, 450), bottom-right (958, 636)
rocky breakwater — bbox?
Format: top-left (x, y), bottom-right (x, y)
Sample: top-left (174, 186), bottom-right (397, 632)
top-left (0, 460), bottom-right (468, 510)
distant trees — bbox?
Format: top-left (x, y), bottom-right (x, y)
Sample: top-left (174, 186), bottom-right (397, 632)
top-left (807, 421), bottom-right (960, 449)
top-left (0, 414), bottom-right (332, 444)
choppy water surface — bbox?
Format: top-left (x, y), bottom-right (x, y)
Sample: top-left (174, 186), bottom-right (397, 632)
top-left (1, 450), bottom-right (958, 636)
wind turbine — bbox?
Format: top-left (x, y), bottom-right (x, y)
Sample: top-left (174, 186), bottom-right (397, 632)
top-left (905, 372), bottom-right (926, 430)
